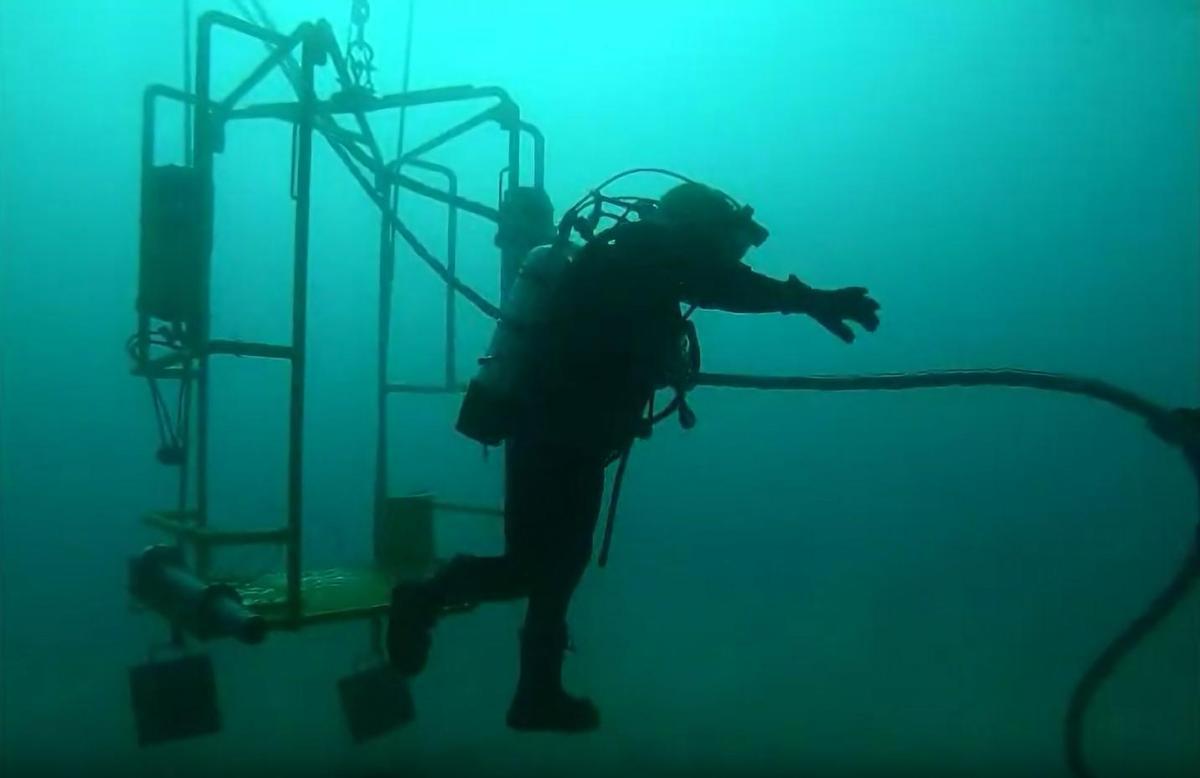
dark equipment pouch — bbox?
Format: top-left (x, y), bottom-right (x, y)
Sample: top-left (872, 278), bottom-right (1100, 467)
top-left (456, 376), bottom-right (517, 447)
top-left (138, 165), bottom-right (210, 326)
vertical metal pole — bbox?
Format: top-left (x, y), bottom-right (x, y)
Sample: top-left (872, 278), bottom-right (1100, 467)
top-left (143, 91), bottom-right (194, 518)
top-left (519, 122), bottom-right (545, 193)
top-left (500, 122), bottom-right (521, 298)
top-left (286, 37), bottom-right (317, 624)
top-left (377, 1), bottom-right (414, 527)
top-left (193, 18), bottom-right (215, 577)
top-left (176, 380), bottom-right (191, 515)
top-left (444, 184), bottom-right (457, 388)
top-left (376, 1), bottom-right (415, 533)
top-left (498, 118), bottom-right (522, 482)
top-left (178, 0), bottom-right (195, 517)
top-left (138, 91), bottom-right (156, 377)
top-left (375, 173), bottom-right (395, 537)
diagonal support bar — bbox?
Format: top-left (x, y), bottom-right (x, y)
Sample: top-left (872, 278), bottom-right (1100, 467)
top-left (219, 28), bottom-right (307, 112)
top-left (400, 107), bottom-right (499, 163)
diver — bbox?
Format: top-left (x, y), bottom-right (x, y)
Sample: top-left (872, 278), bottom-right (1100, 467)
top-left (388, 177), bottom-right (882, 734)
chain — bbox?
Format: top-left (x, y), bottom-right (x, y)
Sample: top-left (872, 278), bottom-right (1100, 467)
top-left (345, 0), bottom-right (376, 92)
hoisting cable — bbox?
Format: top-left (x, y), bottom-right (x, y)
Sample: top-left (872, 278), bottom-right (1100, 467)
top-left (386, 0), bottom-right (416, 280)
top-left (387, 0), bottom-right (415, 217)
top-left (395, 0), bottom-right (415, 161)
top-left (183, 0), bottom-right (193, 165)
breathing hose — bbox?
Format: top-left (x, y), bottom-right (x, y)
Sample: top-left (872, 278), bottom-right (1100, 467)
top-left (597, 445), bottom-right (633, 568)
top-left (696, 368), bottom-right (1199, 778)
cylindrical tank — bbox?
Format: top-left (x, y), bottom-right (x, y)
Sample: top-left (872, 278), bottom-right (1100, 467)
top-left (130, 545), bottom-right (267, 644)
top-left (456, 243), bottom-right (574, 446)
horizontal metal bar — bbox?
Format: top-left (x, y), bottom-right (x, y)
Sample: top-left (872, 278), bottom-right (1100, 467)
top-left (145, 83), bottom-right (199, 107)
top-left (256, 598), bottom-right (477, 629)
top-left (144, 512), bottom-right (291, 546)
top-left (433, 501), bottom-right (503, 518)
top-left (199, 9), bottom-right (290, 47)
top-left (225, 85), bottom-right (505, 124)
top-left (226, 101), bottom-right (300, 122)
top-left (368, 85), bottom-right (511, 112)
top-left (131, 340), bottom-right (291, 374)
top-left (385, 382), bottom-right (467, 394)
top-left (207, 340), bottom-right (294, 359)
top-left (133, 349), bottom-right (192, 373)
top-left (257, 602), bottom-right (389, 628)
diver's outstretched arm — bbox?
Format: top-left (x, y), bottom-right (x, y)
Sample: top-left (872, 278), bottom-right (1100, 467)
top-left (681, 264), bottom-right (881, 343)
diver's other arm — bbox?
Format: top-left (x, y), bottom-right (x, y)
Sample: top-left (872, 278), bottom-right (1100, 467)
top-left (683, 265), bottom-right (881, 343)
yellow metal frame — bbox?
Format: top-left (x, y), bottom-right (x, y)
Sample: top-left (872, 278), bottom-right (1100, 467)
top-left (134, 11), bottom-right (525, 638)
top-left (143, 495), bottom-right (502, 630)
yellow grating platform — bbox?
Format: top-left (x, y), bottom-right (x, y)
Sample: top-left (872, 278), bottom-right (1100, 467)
top-left (226, 562), bottom-right (434, 628)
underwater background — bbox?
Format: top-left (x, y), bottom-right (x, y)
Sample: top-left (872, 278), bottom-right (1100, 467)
top-left (1, 1), bottom-right (1198, 776)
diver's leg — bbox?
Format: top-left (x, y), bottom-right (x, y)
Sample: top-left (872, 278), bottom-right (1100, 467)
top-left (507, 448), bottom-right (606, 733)
top-left (387, 442), bottom-right (536, 676)
top-left (387, 554), bottom-right (524, 676)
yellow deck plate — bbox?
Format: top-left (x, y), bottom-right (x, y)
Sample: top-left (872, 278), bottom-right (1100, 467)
top-left (226, 563), bottom-right (435, 628)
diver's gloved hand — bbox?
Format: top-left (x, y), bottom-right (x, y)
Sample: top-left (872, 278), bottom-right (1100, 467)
top-left (787, 276), bottom-right (881, 343)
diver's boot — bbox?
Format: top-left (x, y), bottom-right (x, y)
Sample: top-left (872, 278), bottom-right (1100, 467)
top-left (386, 580), bottom-right (440, 677)
top-left (387, 555), bottom-right (490, 677)
top-left (506, 621), bottom-right (600, 733)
